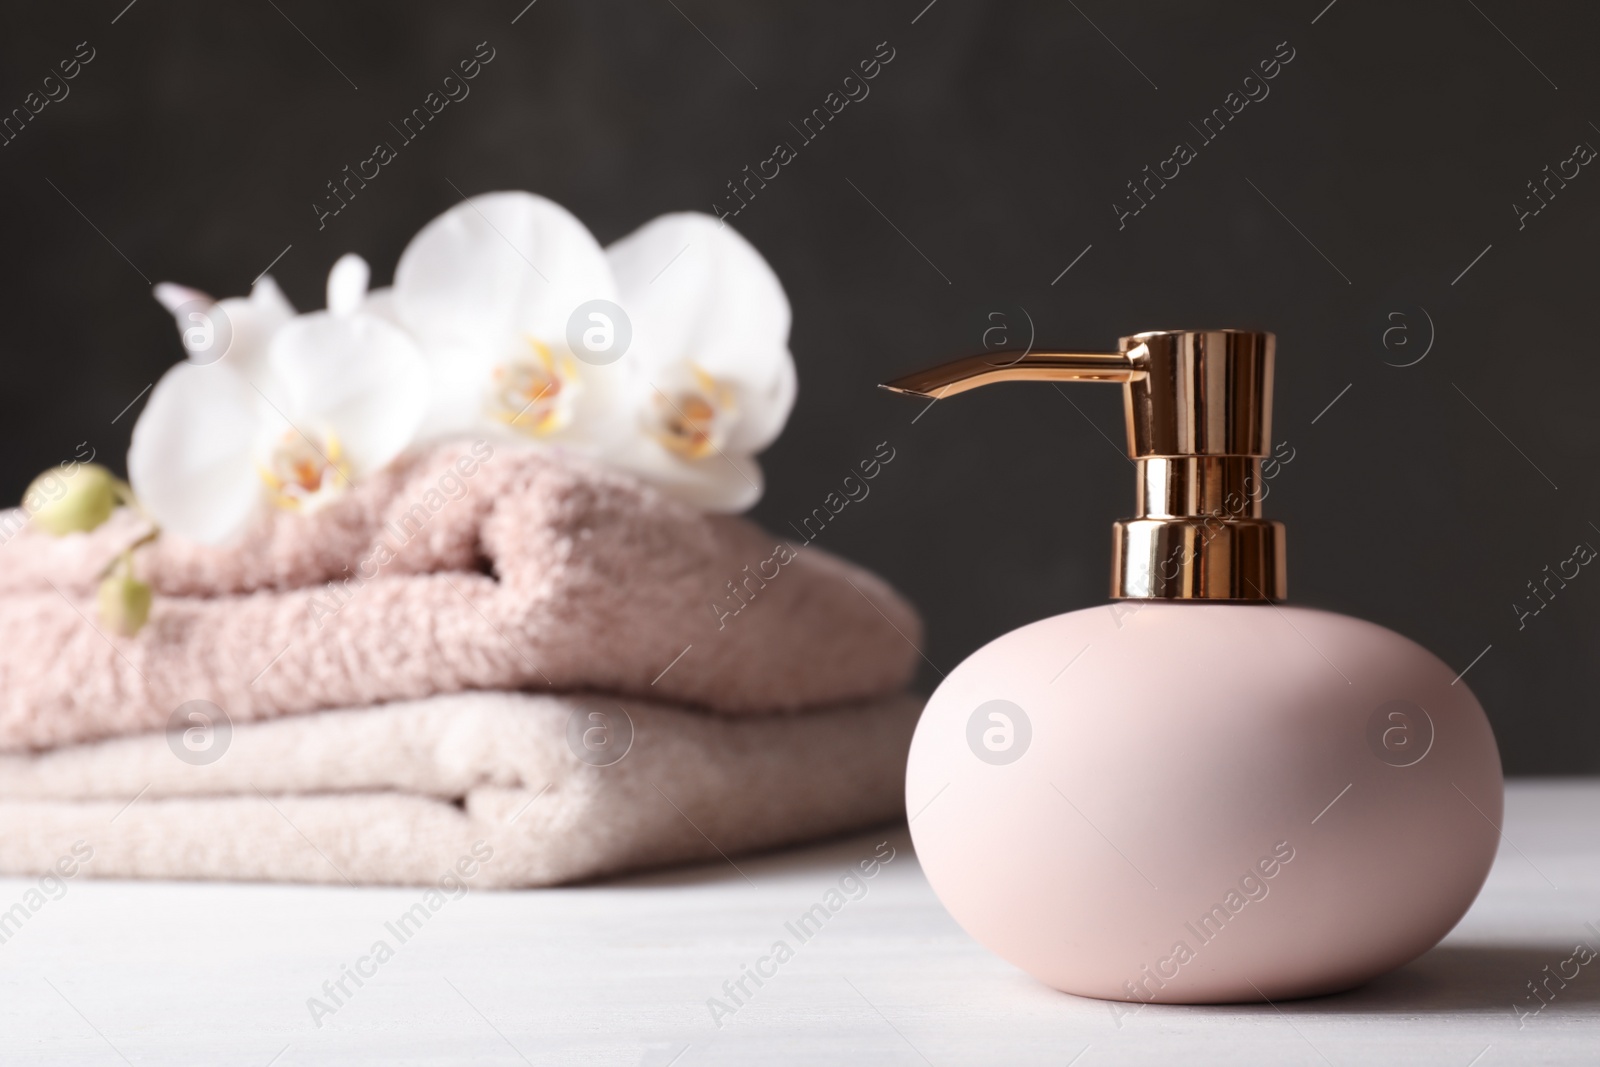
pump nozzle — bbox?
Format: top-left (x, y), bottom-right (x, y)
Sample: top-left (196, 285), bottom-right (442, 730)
top-left (881, 329), bottom-right (1287, 602)
top-left (880, 348), bottom-right (1144, 398)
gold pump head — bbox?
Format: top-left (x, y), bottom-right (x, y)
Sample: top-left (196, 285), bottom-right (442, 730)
top-left (882, 328), bottom-right (1286, 602)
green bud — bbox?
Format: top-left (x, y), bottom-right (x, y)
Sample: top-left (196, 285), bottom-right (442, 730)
top-left (25, 463), bottom-right (119, 536)
top-left (98, 566), bottom-right (152, 637)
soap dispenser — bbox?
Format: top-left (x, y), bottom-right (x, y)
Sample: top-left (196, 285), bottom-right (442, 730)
top-left (885, 329), bottom-right (1503, 1004)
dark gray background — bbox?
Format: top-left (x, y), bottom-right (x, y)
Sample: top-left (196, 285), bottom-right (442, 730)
top-left (3, 1), bottom-right (1595, 773)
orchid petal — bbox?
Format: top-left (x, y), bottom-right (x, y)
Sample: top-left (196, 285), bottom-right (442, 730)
top-left (127, 362), bottom-right (266, 544)
top-left (393, 192), bottom-right (632, 448)
top-left (326, 254), bottom-right (370, 317)
top-left (153, 282), bottom-right (209, 313)
top-left (613, 438), bottom-right (764, 512)
top-left (202, 276), bottom-right (296, 378)
top-left (361, 285), bottom-right (400, 326)
top-left (394, 191), bottom-right (616, 351)
top-left (266, 310), bottom-right (429, 475)
top-left (607, 212), bottom-right (794, 453)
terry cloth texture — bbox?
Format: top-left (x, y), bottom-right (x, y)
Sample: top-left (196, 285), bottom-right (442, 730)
top-left (0, 689), bottom-right (921, 887)
top-left (0, 442), bottom-right (921, 751)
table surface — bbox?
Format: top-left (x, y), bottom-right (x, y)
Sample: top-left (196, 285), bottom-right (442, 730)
top-left (1, 779), bottom-right (1596, 1065)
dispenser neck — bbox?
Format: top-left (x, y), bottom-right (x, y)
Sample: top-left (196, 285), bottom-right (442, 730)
top-left (1113, 455), bottom-right (1285, 600)
top-left (1112, 331), bottom-right (1284, 600)
top-left (882, 328), bottom-right (1287, 602)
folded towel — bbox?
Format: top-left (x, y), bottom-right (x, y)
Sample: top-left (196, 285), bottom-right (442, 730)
top-left (0, 688), bottom-right (919, 886)
top-left (0, 442), bottom-right (921, 752)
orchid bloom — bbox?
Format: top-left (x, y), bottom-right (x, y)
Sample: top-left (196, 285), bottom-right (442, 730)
top-left (129, 194), bottom-right (798, 538)
top-left (605, 212), bottom-right (795, 511)
top-left (129, 255), bottom-right (429, 543)
top-left (152, 274), bottom-right (294, 374)
top-left (390, 192), bottom-right (634, 453)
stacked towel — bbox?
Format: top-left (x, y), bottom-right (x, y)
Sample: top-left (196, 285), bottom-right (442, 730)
top-left (0, 442), bottom-right (923, 885)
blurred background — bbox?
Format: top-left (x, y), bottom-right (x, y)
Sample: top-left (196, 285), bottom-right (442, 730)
top-left (3, 0), bottom-right (1596, 773)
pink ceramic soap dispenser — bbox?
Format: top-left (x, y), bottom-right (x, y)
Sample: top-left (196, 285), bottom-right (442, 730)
top-left (884, 329), bottom-right (1503, 1004)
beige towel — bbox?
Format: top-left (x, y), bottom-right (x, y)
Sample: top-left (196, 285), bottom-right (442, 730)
top-left (0, 441), bottom-right (921, 751)
top-left (0, 689), bottom-right (919, 887)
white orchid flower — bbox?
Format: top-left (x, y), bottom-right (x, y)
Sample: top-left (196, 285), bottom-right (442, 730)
top-left (152, 273), bottom-right (295, 373)
top-left (606, 213), bottom-right (796, 512)
top-left (129, 254), bottom-right (429, 544)
top-left (391, 191), bottom-right (633, 451)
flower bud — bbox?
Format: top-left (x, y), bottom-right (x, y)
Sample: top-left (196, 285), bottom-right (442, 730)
top-left (97, 567), bottom-right (152, 637)
top-left (25, 463), bottom-right (119, 536)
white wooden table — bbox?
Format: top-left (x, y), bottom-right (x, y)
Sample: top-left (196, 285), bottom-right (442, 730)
top-left (1, 779), bottom-right (1595, 1065)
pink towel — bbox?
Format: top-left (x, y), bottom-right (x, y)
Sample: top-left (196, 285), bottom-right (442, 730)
top-left (0, 441), bottom-right (921, 752)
